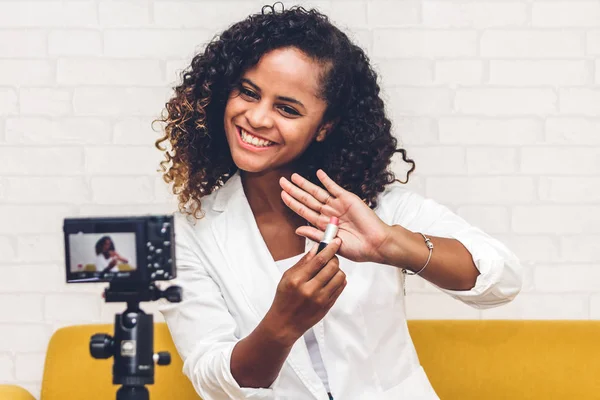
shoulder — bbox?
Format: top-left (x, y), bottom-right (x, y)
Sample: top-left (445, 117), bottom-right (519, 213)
top-left (170, 205), bottom-right (219, 269)
top-left (374, 182), bottom-right (424, 224)
top-left (173, 173), bottom-right (242, 251)
top-left (174, 190), bottom-right (220, 238)
top-left (378, 181), bottom-right (414, 204)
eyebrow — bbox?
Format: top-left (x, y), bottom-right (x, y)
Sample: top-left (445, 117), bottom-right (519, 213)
top-left (241, 78), bottom-right (305, 108)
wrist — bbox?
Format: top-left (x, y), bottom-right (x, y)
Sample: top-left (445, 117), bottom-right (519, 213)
top-left (260, 311), bottom-right (299, 348)
top-left (377, 225), bottom-right (422, 271)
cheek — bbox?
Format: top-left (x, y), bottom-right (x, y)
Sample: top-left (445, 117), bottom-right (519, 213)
top-left (224, 96), bottom-right (245, 118)
top-left (280, 119), bottom-right (317, 143)
top-left (294, 127), bottom-right (319, 149)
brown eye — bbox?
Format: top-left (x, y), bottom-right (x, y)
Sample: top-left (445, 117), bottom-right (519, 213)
top-left (240, 87), bottom-right (258, 99)
top-left (279, 105), bottom-right (300, 116)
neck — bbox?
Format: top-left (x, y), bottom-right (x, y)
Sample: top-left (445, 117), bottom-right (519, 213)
top-left (241, 167), bottom-right (302, 223)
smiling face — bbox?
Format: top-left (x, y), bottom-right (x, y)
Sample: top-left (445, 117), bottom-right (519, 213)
top-left (223, 47), bottom-right (331, 175)
top-left (100, 238), bottom-right (112, 257)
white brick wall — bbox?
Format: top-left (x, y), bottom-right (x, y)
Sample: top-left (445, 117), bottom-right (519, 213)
top-left (480, 30), bottom-right (584, 58)
top-left (0, 0), bottom-right (598, 397)
top-left (422, 1), bottom-right (528, 28)
top-left (532, 2), bottom-right (600, 27)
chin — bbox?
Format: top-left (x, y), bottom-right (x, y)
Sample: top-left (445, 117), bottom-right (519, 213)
top-left (229, 153), bottom-right (268, 174)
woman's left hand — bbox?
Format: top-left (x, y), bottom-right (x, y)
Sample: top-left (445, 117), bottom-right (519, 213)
top-left (280, 170), bottom-right (392, 263)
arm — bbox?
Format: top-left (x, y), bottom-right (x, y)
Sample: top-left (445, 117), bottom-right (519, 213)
top-left (379, 188), bottom-right (523, 308)
top-left (278, 171), bottom-right (521, 310)
top-left (160, 219), bottom-right (345, 399)
top-left (115, 254), bottom-right (129, 263)
top-left (379, 226), bottom-right (480, 291)
top-left (231, 240), bottom-right (344, 388)
top-left (230, 314), bottom-right (294, 388)
top-left (159, 241), bottom-right (279, 399)
top-left (109, 250), bottom-right (128, 263)
top-left (101, 258), bottom-right (118, 273)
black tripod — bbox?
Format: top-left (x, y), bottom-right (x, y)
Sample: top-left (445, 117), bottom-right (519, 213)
top-left (90, 282), bottom-right (182, 400)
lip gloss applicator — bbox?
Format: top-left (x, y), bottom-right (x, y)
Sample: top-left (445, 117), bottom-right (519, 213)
top-left (317, 216), bottom-right (339, 254)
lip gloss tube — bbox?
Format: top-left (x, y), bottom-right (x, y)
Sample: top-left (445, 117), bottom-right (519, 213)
top-left (317, 216), bottom-right (339, 254)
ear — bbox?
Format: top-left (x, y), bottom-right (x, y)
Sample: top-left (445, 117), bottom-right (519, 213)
top-left (315, 127), bottom-right (328, 142)
top-left (315, 119), bottom-right (338, 142)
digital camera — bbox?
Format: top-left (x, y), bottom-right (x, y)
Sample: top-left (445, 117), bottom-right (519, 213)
top-left (63, 215), bottom-right (176, 284)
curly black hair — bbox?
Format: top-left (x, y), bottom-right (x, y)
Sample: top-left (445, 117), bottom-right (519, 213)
top-left (95, 236), bottom-right (114, 255)
top-left (155, 3), bottom-right (415, 219)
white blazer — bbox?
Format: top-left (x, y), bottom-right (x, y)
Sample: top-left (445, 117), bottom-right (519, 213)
top-left (160, 172), bottom-right (523, 400)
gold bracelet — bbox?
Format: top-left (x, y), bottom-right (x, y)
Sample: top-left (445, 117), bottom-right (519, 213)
top-left (403, 233), bottom-right (434, 276)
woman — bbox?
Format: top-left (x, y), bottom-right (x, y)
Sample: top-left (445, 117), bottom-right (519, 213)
top-left (156, 4), bottom-right (522, 399)
top-left (94, 236), bottom-right (128, 274)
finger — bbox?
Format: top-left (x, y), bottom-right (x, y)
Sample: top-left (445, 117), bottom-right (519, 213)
top-left (311, 267), bottom-right (344, 308)
top-left (308, 241), bottom-right (319, 256)
top-left (308, 256), bottom-right (339, 287)
top-left (291, 173), bottom-right (337, 206)
top-left (300, 238), bottom-right (341, 280)
top-left (287, 242), bottom-right (319, 274)
top-left (280, 177), bottom-right (335, 216)
top-left (316, 169), bottom-right (346, 198)
top-left (325, 269), bottom-right (346, 291)
top-left (295, 226), bottom-right (325, 243)
top-left (281, 190), bottom-right (325, 228)
top-left (326, 275), bottom-right (347, 304)
top-left (299, 242), bottom-right (319, 263)
top-left (294, 241), bottom-right (320, 267)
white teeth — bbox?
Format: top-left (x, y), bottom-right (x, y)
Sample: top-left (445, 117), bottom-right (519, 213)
top-left (240, 129), bottom-right (273, 147)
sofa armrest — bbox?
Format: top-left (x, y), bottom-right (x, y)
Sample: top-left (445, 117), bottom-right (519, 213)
top-left (0, 384), bottom-right (36, 400)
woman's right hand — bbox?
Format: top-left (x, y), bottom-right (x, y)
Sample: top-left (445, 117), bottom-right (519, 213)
top-left (264, 238), bottom-right (347, 346)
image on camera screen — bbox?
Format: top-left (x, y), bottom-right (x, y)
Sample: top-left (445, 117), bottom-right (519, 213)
top-left (68, 232), bottom-right (137, 278)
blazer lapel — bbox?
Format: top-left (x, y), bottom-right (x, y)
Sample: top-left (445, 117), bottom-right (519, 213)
top-left (210, 172), bottom-right (281, 321)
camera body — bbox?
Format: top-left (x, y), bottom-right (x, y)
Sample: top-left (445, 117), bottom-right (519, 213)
top-left (63, 215), bottom-right (182, 400)
top-left (63, 215), bottom-right (176, 284)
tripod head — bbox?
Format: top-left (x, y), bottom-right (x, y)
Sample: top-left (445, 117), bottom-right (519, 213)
top-left (90, 281), bottom-right (182, 400)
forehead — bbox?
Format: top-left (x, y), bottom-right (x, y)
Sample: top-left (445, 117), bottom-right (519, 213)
top-left (243, 47), bottom-right (325, 100)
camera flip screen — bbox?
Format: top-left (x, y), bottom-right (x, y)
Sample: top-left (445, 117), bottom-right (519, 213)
top-left (64, 215), bottom-right (175, 284)
top-left (68, 232), bottom-right (138, 281)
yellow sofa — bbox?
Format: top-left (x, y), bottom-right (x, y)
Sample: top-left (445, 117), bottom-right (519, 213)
top-left (2, 320), bottom-right (599, 399)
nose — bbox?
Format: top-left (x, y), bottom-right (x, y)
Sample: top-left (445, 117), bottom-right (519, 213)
top-left (245, 102), bottom-right (274, 130)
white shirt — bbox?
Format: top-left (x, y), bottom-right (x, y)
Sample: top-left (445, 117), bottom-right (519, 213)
top-left (159, 171), bottom-right (522, 400)
top-left (95, 254), bottom-right (118, 272)
top-left (275, 253), bottom-right (330, 393)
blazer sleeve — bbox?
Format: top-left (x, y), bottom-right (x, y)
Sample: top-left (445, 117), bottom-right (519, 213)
top-left (381, 184), bottom-right (523, 309)
top-left (159, 218), bottom-right (280, 400)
